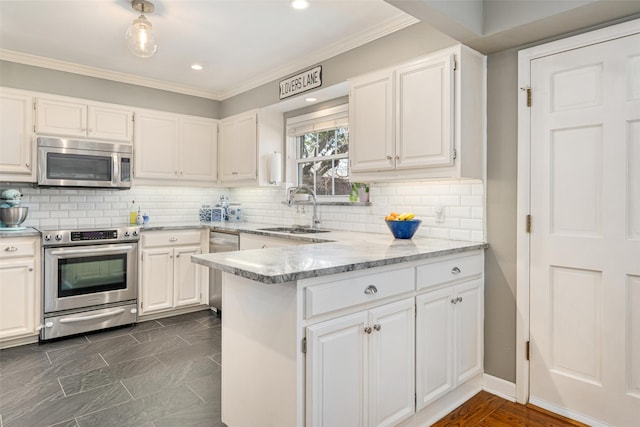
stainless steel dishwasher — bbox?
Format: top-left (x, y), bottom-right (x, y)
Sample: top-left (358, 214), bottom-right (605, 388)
top-left (209, 230), bottom-right (239, 315)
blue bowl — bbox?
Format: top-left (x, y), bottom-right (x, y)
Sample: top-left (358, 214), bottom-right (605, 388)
top-left (385, 219), bottom-right (422, 239)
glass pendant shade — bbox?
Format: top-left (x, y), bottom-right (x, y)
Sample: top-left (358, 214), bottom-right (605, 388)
top-left (126, 15), bottom-right (157, 58)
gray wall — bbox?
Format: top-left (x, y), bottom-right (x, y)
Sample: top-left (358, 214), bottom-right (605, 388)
top-left (0, 61), bottom-right (220, 118)
top-left (484, 49), bottom-right (518, 382)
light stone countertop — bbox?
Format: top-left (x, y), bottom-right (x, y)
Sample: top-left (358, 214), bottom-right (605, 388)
top-left (191, 226), bottom-right (488, 284)
top-left (0, 227), bottom-right (41, 238)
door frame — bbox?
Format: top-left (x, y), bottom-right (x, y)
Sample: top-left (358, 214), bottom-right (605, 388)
top-left (516, 17), bottom-right (640, 405)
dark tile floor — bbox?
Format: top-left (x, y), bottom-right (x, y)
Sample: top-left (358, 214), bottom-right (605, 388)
top-left (0, 310), bottom-right (224, 427)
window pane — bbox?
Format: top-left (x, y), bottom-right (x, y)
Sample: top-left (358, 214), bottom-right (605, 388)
top-left (298, 162), bottom-right (315, 188)
top-left (299, 135), bottom-right (317, 159)
top-left (334, 159), bottom-right (350, 195)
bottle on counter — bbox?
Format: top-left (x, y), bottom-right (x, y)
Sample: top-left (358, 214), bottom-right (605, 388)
top-left (129, 201), bottom-right (138, 224)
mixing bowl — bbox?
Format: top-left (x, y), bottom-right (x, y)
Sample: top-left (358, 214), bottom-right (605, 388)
top-left (0, 207), bottom-right (29, 227)
top-left (385, 219), bottom-right (422, 239)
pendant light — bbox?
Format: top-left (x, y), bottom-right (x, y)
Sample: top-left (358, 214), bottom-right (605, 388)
top-left (126, 0), bottom-right (158, 58)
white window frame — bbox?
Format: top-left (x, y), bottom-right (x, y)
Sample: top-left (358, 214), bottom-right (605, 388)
top-left (285, 104), bottom-right (349, 200)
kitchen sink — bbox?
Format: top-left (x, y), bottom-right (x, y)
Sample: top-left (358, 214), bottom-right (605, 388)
top-left (258, 227), bottom-right (331, 234)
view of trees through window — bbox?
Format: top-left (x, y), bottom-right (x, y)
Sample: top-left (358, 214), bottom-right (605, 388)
top-left (297, 127), bottom-right (349, 196)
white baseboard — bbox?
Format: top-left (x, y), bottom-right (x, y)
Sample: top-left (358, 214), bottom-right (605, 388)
top-left (482, 373), bottom-right (516, 402)
top-left (529, 397), bottom-right (610, 427)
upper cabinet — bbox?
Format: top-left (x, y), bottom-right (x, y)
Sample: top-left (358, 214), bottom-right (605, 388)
top-left (134, 109), bottom-right (218, 185)
top-left (0, 88), bottom-right (35, 182)
top-left (349, 45), bottom-right (485, 181)
top-left (36, 97), bottom-right (134, 142)
top-left (219, 108), bottom-right (283, 186)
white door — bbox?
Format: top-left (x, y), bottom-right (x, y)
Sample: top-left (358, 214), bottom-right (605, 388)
top-left (453, 279), bottom-right (483, 385)
top-left (529, 32), bottom-right (640, 426)
top-left (179, 117), bottom-right (217, 181)
top-left (0, 259), bottom-right (35, 340)
top-left (140, 248), bottom-right (174, 314)
top-left (369, 298), bottom-right (415, 427)
top-left (87, 105), bottom-right (133, 142)
top-left (232, 113), bottom-right (258, 181)
top-left (36, 98), bottom-right (87, 137)
top-left (306, 311), bottom-right (368, 427)
top-left (0, 90), bottom-right (33, 180)
top-left (134, 112), bottom-right (178, 180)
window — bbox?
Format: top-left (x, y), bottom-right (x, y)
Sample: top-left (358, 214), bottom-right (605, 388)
top-left (287, 104), bottom-right (349, 197)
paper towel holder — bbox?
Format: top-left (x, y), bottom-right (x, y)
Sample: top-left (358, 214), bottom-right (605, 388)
top-left (269, 151), bottom-right (282, 185)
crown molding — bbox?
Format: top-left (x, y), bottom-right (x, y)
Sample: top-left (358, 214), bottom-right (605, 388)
top-left (219, 13), bottom-right (419, 99)
top-left (0, 49), bottom-right (223, 100)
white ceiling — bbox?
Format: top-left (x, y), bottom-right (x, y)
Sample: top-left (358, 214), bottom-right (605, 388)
top-left (0, 0), bottom-right (417, 100)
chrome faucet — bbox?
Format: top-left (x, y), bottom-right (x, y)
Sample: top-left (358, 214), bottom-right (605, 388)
top-left (288, 185), bottom-right (320, 229)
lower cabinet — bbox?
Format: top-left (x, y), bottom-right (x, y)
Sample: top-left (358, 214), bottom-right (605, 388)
top-left (139, 230), bottom-right (208, 316)
top-left (0, 237), bottom-right (39, 344)
top-left (239, 232), bottom-right (308, 249)
top-left (306, 297), bottom-right (415, 427)
top-left (415, 278), bottom-right (483, 409)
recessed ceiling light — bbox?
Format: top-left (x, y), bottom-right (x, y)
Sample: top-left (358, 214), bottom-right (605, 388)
top-left (290, 0), bottom-right (310, 10)
top-left (305, 97), bottom-right (317, 102)
top-left (191, 64), bottom-right (203, 71)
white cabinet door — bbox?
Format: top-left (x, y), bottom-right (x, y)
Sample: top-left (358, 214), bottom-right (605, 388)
top-left (0, 89), bottom-right (34, 181)
top-left (179, 116), bottom-right (217, 181)
top-left (0, 259), bottom-right (36, 340)
top-left (140, 247), bottom-right (174, 314)
top-left (134, 111), bottom-right (179, 180)
top-left (173, 245), bottom-right (203, 307)
top-left (395, 54), bottom-right (454, 169)
top-left (349, 68), bottom-right (395, 173)
top-left (307, 311), bottom-right (369, 427)
top-left (87, 105), bottom-right (133, 141)
top-left (36, 98), bottom-right (86, 137)
top-left (369, 298), bottom-right (415, 427)
top-left (219, 111), bottom-right (257, 183)
top-left (415, 287), bottom-right (454, 409)
top-left (239, 233), bottom-right (304, 250)
top-left (454, 279), bottom-right (483, 385)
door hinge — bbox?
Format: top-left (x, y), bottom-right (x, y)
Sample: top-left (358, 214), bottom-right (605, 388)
top-left (33, 100), bottom-right (36, 110)
top-left (453, 58), bottom-right (457, 71)
top-left (453, 148), bottom-right (457, 160)
top-left (526, 340), bottom-right (530, 361)
top-left (526, 215), bottom-right (532, 233)
top-left (301, 337), bottom-right (307, 354)
top-left (141, 302), bottom-right (144, 310)
top-left (521, 86), bottom-right (532, 107)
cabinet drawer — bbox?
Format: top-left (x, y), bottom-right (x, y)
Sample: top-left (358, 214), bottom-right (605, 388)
top-left (416, 253), bottom-right (482, 291)
top-left (142, 230), bottom-right (202, 248)
top-left (0, 238), bottom-right (37, 259)
top-left (305, 267), bottom-right (415, 318)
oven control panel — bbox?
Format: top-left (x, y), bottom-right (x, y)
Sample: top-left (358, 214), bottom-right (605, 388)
top-left (41, 227), bottom-right (140, 245)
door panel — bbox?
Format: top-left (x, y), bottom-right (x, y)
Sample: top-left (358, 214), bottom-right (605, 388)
top-left (529, 32), bottom-right (640, 426)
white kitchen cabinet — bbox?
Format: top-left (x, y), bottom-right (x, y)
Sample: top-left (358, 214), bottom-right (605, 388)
top-left (415, 257), bottom-right (483, 409)
top-left (0, 237), bottom-right (40, 346)
top-left (134, 110), bottom-right (217, 184)
top-left (219, 108), bottom-right (283, 186)
top-left (0, 88), bottom-right (35, 182)
top-left (306, 297), bottom-right (415, 427)
top-left (239, 232), bottom-right (308, 250)
top-left (139, 230), bottom-right (208, 316)
top-left (36, 97), bottom-right (134, 141)
top-left (349, 44), bottom-right (485, 181)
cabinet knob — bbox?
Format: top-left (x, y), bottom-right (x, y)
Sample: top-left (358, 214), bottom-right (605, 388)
top-left (386, 155), bottom-right (392, 160)
top-left (176, 254), bottom-right (180, 258)
top-left (261, 244), bottom-right (267, 249)
top-left (364, 285), bottom-right (378, 295)
top-left (395, 155), bottom-right (400, 160)
top-left (373, 324), bottom-right (381, 331)
top-left (451, 266), bottom-right (461, 275)
top-left (180, 171), bottom-right (184, 175)
top-left (28, 267), bottom-right (33, 272)
top-left (89, 128), bottom-right (94, 133)
top-left (25, 162), bottom-right (31, 168)
top-left (457, 296), bottom-right (463, 303)
top-left (364, 326), bottom-right (372, 334)
top-left (451, 298), bottom-right (458, 304)
top-left (4, 246), bottom-right (18, 252)
top-left (170, 237), bottom-right (178, 242)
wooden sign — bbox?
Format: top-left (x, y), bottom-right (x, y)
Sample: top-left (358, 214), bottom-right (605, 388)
top-left (279, 66), bottom-right (322, 100)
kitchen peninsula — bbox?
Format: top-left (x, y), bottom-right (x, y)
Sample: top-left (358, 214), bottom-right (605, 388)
top-left (192, 231), bottom-right (487, 427)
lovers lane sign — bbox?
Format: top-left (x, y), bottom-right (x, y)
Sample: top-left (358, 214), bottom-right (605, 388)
top-left (279, 66), bottom-right (322, 100)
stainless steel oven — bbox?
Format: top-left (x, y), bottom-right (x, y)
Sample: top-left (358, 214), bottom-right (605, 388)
top-left (40, 226), bottom-right (140, 340)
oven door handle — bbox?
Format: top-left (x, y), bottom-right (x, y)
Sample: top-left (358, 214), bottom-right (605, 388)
top-left (50, 245), bottom-right (134, 256)
top-left (58, 308), bottom-right (126, 324)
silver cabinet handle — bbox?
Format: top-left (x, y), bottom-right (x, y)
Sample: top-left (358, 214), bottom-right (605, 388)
top-left (451, 298), bottom-right (458, 304)
top-left (386, 155), bottom-right (392, 160)
top-left (28, 267), bottom-right (33, 271)
top-left (261, 244), bottom-right (267, 249)
top-left (4, 246), bottom-right (18, 252)
top-left (25, 162), bottom-right (31, 168)
top-left (373, 324), bottom-right (381, 331)
top-left (364, 326), bottom-right (372, 334)
top-left (176, 254), bottom-right (180, 258)
top-left (457, 296), bottom-right (463, 303)
top-left (451, 267), bottom-right (461, 275)
top-left (170, 237), bottom-right (178, 242)
top-left (364, 285), bottom-right (378, 295)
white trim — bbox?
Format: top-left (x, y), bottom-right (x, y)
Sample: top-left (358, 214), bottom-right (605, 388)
top-left (0, 49), bottom-right (222, 100)
top-left (529, 397), bottom-right (610, 427)
top-left (482, 374), bottom-right (516, 402)
top-left (516, 17), bottom-right (640, 406)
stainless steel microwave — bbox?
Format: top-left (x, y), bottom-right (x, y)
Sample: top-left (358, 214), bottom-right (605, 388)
top-left (37, 137), bottom-right (132, 189)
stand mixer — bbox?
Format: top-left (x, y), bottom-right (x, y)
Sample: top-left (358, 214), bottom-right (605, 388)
top-left (0, 189), bottom-right (29, 229)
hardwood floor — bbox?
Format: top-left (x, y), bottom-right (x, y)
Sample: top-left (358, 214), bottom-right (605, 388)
top-left (432, 391), bottom-right (590, 427)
